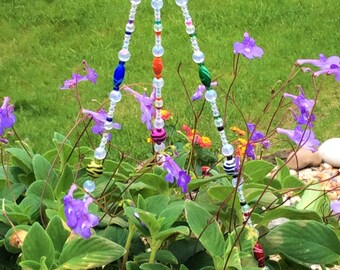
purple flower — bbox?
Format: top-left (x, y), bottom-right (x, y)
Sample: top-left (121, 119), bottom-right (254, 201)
top-left (124, 87), bottom-right (155, 130)
top-left (284, 86), bottom-right (315, 127)
top-left (83, 60), bottom-right (98, 84)
top-left (330, 200), bottom-right (340, 215)
top-left (63, 184), bottom-right (99, 238)
top-left (192, 81), bottom-right (218, 101)
top-left (162, 156), bottom-right (191, 193)
top-left (277, 125), bottom-right (320, 152)
top-left (296, 54), bottom-right (340, 81)
top-left (82, 108), bottom-right (121, 137)
top-left (245, 123), bottom-right (270, 160)
top-left (0, 97), bottom-right (16, 136)
top-left (233, 32), bottom-right (264, 60)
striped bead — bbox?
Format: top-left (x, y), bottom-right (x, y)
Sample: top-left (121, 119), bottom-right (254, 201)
top-left (86, 160), bottom-right (103, 178)
top-left (223, 158), bottom-right (236, 175)
top-left (151, 128), bottom-right (167, 144)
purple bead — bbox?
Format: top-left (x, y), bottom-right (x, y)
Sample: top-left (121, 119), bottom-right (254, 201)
top-left (151, 128), bottom-right (166, 144)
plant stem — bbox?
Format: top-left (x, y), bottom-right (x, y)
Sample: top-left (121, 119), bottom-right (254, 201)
top-left (149, 240), bottom-right (162, 264)
top-left (121, 223), bottom-right (137, 270)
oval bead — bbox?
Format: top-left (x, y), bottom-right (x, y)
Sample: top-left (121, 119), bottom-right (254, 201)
top-left (86, 160), bottom-right (104, 178)
top-left (152, 57), bottom-right (163, 78)
top-left (151, 128), bottom-right (167, 144)
top-left (199, 64), bottom-right (211, 88)
top-left (113, 63), bottom-right (125, 88)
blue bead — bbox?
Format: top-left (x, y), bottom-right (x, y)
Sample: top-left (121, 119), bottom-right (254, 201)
top-left (113, 63), bottom-right (126, 88)
top-left (83, 180), bottom-right (96, 193)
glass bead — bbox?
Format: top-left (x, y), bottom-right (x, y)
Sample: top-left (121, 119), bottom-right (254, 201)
top-left (214, 118), bottom-right (223, 127)
top-left (186, 25), bottom-right (195, 34)
top-left (151, 0), bottom-right (163, 9)
top-left (241, 204), bottom-right (250, 213)
top-left (153, 77), bottom-right (164, 88)
top-left (154, 142), bottom-right (165, 152)
top-left (94, 147), bottom-right (106, 160)
top-left (154, 118), bottom-right (164, 128)
top-left (175, 0), bottom-right (188, 7)
top-left (192, 50), bottom-right (205, 64)
top-left (155, 99), bottom-right (163, 107)
top-left (222, 144), bottom-right (234, 156)
top-left (104, 121), bottom-right (113, 130)
top-left (125, 23), bottom-right (135, 33)
top-left (113, 63), bottom-right (125, 88)
top-left (118, 48), bottom-right (131, 62)
top-left (83, 180), bottom-right (96, 193)
top-left (130, 0), bottom-right (141, 4)
top-left (152, 45), bottom-right (164, 57)
top-left (154, 23), bottom-right (162, 32)
top-left (109, 90), bottom-right (122, 102)
top-left (205, 89), bottom-right (217, 102)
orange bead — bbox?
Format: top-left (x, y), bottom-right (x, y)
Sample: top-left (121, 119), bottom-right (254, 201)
top-left (152, 57), bottom-right (163, 77)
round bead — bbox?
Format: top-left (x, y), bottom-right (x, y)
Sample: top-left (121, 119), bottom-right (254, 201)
top-left (241, 204), bottom-right (251, 213)
top-left (192, 50), bottom-right (205, 63)
top-left (154, 23), bottom-right (162, 32)
top-left (83, 180), bottom-right (96, 193)
top-left (186, 25), bottom-right (195, 34)
top-left (152, 45), bottom-right (164, 57)
top-left (205, 89), bottom-right (217, 102)
top-left (151, 0), bottom-right (163, 9)
top-left (175, 0), bottom-right (188, 6)
top-left (130, 0), bottom-right (141, 4)
top-left (126, 23), bottom-right (135, 33)
top-left (118, 48), bottom-right (131, 62)
top-left (153, 78), bottom-right (164, 88)
top-left (154, 142), bottom-right (165, 152)
top-left (86, 160), bottom-right (104, 178)
top-left (155, 99), bottom-right (163, 108)
top-left (109, 90), bottom-right (122, 102)
top-left (151, 128), bottom-right (167, 144)
top-left (222, 144), bottom-right (234, 156)
top-left (94, 147), bottom-right (106, 160)
top-left (104, 121), bottom-right (113, 130)
top-left (154, 118), bottom-right (164, 129)
top-left (214, 118), bottom-right (223, 128)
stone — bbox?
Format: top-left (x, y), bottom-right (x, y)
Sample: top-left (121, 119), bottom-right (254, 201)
top-left (318, 138), bottom-right (340, 168)
top-left (286, 148), bottom-right (322, 170)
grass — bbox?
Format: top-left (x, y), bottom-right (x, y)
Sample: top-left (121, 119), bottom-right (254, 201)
top-left (0, 0), bottom-right (340, 159)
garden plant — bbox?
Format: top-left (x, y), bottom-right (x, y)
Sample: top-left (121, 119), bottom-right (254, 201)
top-left (0, 0), bottom-right (340, 270)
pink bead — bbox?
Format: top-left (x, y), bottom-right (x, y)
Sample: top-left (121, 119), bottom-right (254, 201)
top-left (151, 128), bottom-right (166, 144)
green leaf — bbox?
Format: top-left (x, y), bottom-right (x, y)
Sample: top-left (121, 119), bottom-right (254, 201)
top-left (126, 261), bottom-right (140, 270)
top-left (58, 235), bottom-right (125, 269)
top-left (0, 180), bottom-right (25, 200)
top-left (32, 154), bottom-right (58, 188)
top-left (258, 207), bottom-right (322, 226)
top-left (296, 183), bottom-right (328, 215)
top-left (275, 158), bottom-right (290, 181)
top-left (168, 238), bottom-right (205, 265)
top-left (140, 263), bottom-right (171, 270)
top-left (145, 195), bottom-right (170, 216)
top-left (266, 220), bottom-right (340, 264)
top-left (136, 173), bottom-right (169, 193)
top-left (185, 200), bottom-right (225, 258)
top-left (6, 148), bottom-right (33, 173)
top-left (0, 200), bottom-right (31, 225)
top-left (207, 186), bottom-right (234, 202)
top-left (134, 250), bottom-right (178, 265)
top-left (159, 201), bottom-right (184, 230)
top-left (22, 222), bottom-right (55, 269)
top-left (154, 226), bottom-right (189, 242)
top-left (19, 260), bottom-right (42, 270)
top-left (4, 224), bottom-right (30, 253)
top-left (281, 175), bottom-right (305, 189)
top-left (26, 180), bottom-right (54, 201)
top-left (137, 210), bottom-right (162, 237)
top-left (243, 160), bottom-right (275, 181)
top-left (54, 164), bottom-right (74, 199)
top-left (46, 216), bottom-right (70, 256)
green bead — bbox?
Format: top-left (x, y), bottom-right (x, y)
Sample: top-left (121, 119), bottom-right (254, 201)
top-left (199, 64), bottom-right (211, 88)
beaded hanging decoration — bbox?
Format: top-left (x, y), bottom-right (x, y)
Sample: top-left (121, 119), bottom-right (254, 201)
top-left (175, 0), bottom-right (267, 268)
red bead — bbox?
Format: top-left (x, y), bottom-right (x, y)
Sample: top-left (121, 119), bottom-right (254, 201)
top-left (153, 57), bottom-right (163, 78)
top-left (253, 242), bottom-right (265, 267)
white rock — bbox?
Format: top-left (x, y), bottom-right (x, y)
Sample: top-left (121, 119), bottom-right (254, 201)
top-left (318, 138), bottom-right (340, 168)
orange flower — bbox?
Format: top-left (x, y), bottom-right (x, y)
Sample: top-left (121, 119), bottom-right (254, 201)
top-left (199, 136), bottom-right (212, 148)
top-left (147, 137), bottom-right (153, 144)
top-left (230, 126), bottom-right (246, 136)
top-left (233, 138), bottom-right (248, 156)
top-left (161, 109), bottom-right (170, 120)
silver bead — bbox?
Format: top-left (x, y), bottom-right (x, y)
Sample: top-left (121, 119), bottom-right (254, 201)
top-left (109, 90), bottom-right (122, 102)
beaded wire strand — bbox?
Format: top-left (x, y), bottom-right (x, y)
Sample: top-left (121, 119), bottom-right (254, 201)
top-left (84, 0), bottom-right (143, 192)
top-left (175, 0), bottom-right (267, 268)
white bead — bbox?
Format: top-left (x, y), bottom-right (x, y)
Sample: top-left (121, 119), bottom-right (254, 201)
top-left (154, 118), bottom-right (164, 128)
top-left (154, 142), bottom-right (165, 152)
top-left (109, 91), bottom-right (122, 102)
top-left (155, 99), bottom-right (163, 107)
top-left (153, 78), bottom-right (164, 88)
top-left (154, 23), bottom-right (162, 32)
top-left (175, 0), bottom-right (188, 6)
top-left (214, 118), bottom-right (223, 127)
top-left (94, 147), bottom-right (106, 160)
top-left (152, 45), bottom-right (164, 57)
top-left (118, 48), bottom-right (131, 62)
top-left (126, 23), bottom-right (135, 32)
top-left (222, 144), bottom-right (234, 156)
top-left (104, 121), bottom-right (113, 130)
top-left (186, 25), bottom-right (195, 34)
top-left (205, 90), bottom-right (217, 102)
top-left (83, 180), bottom-right (96, 193)
top-left (192, 50), bottom-right (205, 63)
top-left (151, 0), bottom-right (163, 9)
top-left (130, 0), bottom-right (141, 4)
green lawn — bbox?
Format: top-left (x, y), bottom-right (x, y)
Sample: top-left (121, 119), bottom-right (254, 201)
top-left (1, 0), bottom-right (340, 159)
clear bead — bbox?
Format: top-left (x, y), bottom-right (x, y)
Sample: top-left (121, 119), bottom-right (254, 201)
top-left (214, 118), bottom-right (223, 127)
top-left (152, 45), bottom-right (164, 57)
top-left (154, 23), bottom-right (162, 32)
top-left (130, 0), bottom-right (141, 4)
top-left (186, 25), bottom-right (195, 34)
top-left (94, 147), bottom-right (106, 160)
top-left (109, 90), bottom-right (122, 102)
top-left (222, 144), bottom-right (234, 156)
top-left (241, 204), bottom-right (250, 213)
top-left (154, 142), bottom-right (165, 152)
top-left (104, 121), bottom-right (113, 130)
top-left (153, 78), bottom-right (164, 88)
top-left (83, 180), bottom-right (96, 193)
top-left (155, 99), bottom-right (163, 107)
top-left (175, 0), bottom-right (188, 7)
top-left (126, 23), bottom-right (135, 32)
top-left (151, 0), bottom-right (163, 9)
top-left (192, 50), bottom-right (205, 63)
top-left (154, 118), bottom-right (164, 128)
top-left (118, 48), bottom-right (131, 62)
top-left (205, 89), bottom-right (217, 102)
